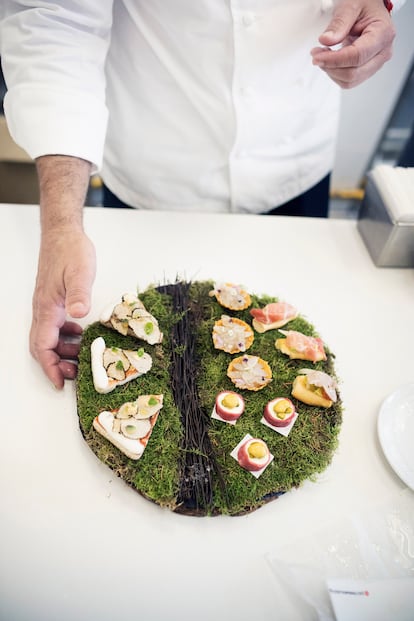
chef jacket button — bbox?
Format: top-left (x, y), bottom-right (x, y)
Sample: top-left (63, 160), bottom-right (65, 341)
top-left (242, 14), bottom-right (254, 27)
top-left (239, 86), bottom-right (251, 98)
top-left (235, 149), bottom-right (248, 159)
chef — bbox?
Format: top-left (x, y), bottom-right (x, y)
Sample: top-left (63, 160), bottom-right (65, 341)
top-left (0, 0), bottom-right (401, 387)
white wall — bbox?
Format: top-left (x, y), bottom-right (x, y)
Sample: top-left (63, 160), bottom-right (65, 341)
top-left (332, 3), bottom-right (414, 190)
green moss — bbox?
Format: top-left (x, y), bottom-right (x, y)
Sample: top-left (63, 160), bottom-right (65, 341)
top-left (76, 281), bottom-right (342, 516)
top-left (77, 288), bottom-right (183, 507)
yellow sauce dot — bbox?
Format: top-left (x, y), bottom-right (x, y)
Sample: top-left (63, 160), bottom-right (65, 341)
top-left (221, 393), bottom-right (239, 409)
top-left (273, 399), bottom-right (292, 418)
top-left (248, 441), bottom-right (266, 459)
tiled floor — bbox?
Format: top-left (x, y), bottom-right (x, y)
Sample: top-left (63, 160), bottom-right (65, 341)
top-left (329, 198), bottom-right (360, 220)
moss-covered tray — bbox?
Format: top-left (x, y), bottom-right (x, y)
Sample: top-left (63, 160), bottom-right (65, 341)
top-left (76, 280), bottom-right (342, 516)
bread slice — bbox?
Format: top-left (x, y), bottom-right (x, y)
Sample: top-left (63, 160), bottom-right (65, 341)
top-left (93, 395), bottom-right (163, 460)
top-left (91, 336), bottom-right (152, 394)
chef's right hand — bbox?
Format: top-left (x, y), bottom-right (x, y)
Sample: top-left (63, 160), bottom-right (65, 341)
top-left (312, 0), bottom-right (395, 88)
top-left (30, 226), bottom-right (96, 389)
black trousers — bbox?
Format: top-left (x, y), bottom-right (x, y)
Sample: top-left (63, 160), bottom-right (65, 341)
top-left (263, 174), bottom-right (330, 217)
top-left (397, 120), bottom-right (414, 167)
top-left (102, 174), bottom-right (330, 218)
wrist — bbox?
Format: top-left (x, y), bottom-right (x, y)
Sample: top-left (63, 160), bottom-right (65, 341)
top-left (36, 155), bottom-right (91, 231)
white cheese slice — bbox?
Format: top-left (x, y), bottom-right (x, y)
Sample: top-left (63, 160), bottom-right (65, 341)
top-left (91, 337), bottom-right (110, 393)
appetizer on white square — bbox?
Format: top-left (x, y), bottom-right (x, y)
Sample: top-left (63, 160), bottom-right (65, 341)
top-left (231, 434), bottom-right (274, 478)
top-left (211, 391), bottom-right (245, 425)
top-left (261, 397), bottom-right (298, 437)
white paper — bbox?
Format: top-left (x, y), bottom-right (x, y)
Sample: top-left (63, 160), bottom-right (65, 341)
top-left (370, 165), bottom-right (414, 223)
top-left (260, 411), bottom-right (298, 436)
top-left (327, 577), bottom-right (414, 621)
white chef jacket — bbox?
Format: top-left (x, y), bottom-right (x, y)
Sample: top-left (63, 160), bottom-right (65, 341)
top-left (0, 1), bottom-right (404, 213)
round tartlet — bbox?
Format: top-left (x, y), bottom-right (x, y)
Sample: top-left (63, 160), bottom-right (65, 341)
top-left (209, 282), bottom-right (251, 311)
top-left (227, 355), bottom-right (272, 391)
top-left (212, 315), bottom-right (254, 354)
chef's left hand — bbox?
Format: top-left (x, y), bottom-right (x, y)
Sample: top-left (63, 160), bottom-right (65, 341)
top-left (311, 0), bottom-right (395, 89)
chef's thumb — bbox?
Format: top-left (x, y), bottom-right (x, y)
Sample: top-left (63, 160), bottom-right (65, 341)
top-left (65, 279), bottom-right (93, 319)
top-left (319, 3), bottom-right (359, 46)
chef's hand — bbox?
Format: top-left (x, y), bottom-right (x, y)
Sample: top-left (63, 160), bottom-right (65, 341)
top-left (31, 155), bottom-right (95, 389)
top-left (311, 0), bottom-right (395, 88)
top-left (30, 229), bottom-right (96, 389)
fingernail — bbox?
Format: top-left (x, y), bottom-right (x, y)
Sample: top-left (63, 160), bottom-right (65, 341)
top-left (69, 302), bottom-right (87, 316)
top-left (323, 29), bottom-right (334, 37)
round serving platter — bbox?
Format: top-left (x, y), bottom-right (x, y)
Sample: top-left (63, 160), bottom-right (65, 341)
top-left (76, 280), bottom-right (342, 516)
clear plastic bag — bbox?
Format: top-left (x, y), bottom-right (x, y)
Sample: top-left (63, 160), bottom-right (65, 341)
top-left (266, 489), bottom-right (414, 620)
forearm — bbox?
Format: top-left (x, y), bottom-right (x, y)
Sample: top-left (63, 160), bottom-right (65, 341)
top-left (36, 155), bottom-right (92, 233)
top-left (30, 155), bottom-right (96, 388)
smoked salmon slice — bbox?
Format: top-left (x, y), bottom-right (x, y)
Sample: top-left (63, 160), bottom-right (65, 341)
top-left (275, 330), bottom-right (326, 363)
top-left (250, 302), bottom-right (298, 333)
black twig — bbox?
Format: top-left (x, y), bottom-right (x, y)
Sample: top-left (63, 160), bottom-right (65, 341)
top-left (158, 281), bottom-right (226, 512)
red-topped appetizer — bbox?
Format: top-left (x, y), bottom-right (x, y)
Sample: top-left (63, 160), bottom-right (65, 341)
top-left (250, 301), bottom-right (298, 333)
top-left (264, 397), bottom-right (296, 428)
top-left (214, 391), bottom-right (245, 422)
top-left (237, 437), bottom-right (271, 472)
top-left (275, 329), bottom-right (326, 363)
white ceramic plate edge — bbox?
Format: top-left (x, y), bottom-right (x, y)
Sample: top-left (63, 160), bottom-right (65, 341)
top-left (377, 383), bottom-right (414, 491)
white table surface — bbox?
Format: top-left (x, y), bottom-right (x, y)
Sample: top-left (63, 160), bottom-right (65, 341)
top-left (0, 204), bottom-right (413, 621)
